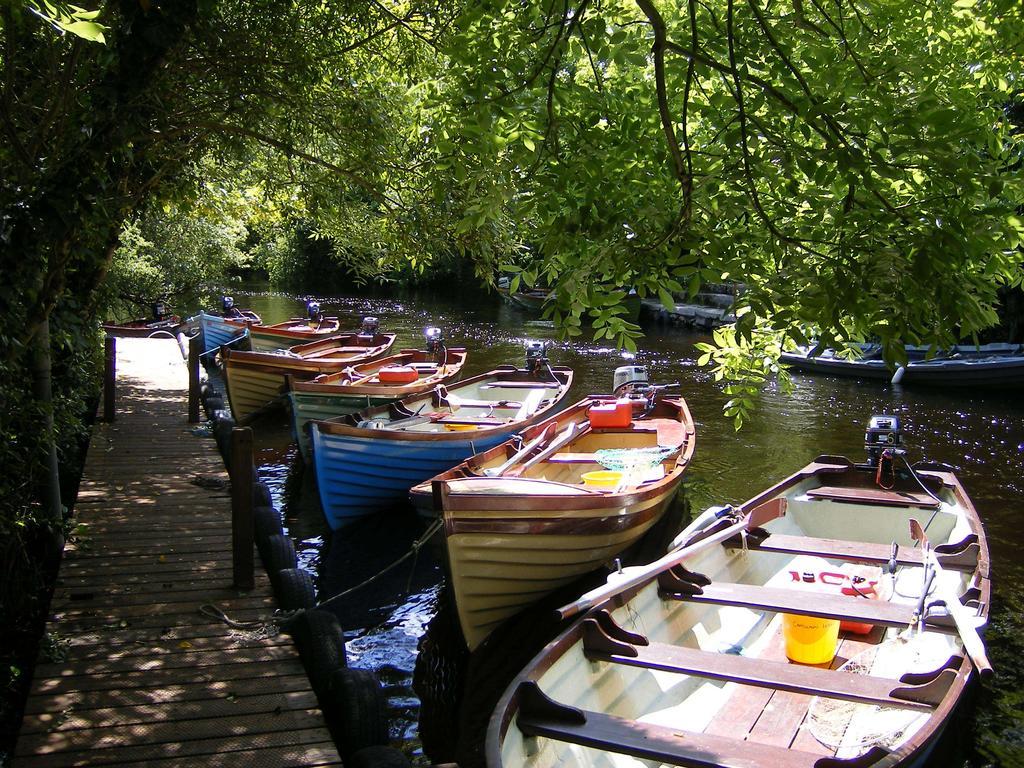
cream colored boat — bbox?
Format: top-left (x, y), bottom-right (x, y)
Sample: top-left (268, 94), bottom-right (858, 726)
top-left (488, 426), bottom-right (990, 768)
top-left (222, 328), bottom-right (395, 423)
top-left (429, 393), bottom-right (696, 652)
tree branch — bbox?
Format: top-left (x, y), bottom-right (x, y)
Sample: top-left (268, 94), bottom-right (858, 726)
top-left (635, 0), bottom-right (691, 211)
top-left (159, 121), bottom-right (399, 207)
top-left (726, 0), bottom-right (827, 257)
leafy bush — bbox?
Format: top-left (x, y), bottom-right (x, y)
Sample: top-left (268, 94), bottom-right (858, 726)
top-left (99, 208), bottom-right (249, 321)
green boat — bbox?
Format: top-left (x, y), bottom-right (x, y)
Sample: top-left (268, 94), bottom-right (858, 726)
top-left (287, 329), bottom-right (467, 461)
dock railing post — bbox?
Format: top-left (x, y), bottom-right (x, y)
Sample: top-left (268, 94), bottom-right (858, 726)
top-left (230, 427), bottom-right (255, 590)
top-left (188, 334), bottom-right (202, 424)
top-left (103, 335), bottom-right (116, 422)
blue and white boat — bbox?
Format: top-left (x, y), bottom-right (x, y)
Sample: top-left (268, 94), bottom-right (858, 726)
top-left (195, 297), bottom-right (262, 353)
top-left (309, 345), bottom-right (573, 529)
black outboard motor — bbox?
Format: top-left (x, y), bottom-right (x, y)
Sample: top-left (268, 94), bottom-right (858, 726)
top-left (152, 300), bottom-right (167, 320)
top-left (222, 296), bottom-right (241, 317)
top-left (525, 340), bottom-right (551, 378)
top-left (424, 327), bottom-right (445, 362)
top-left (307, 300), bottom-right (323, 324)
top-left (361, 316), bottom-right (380, 335)
top-left (864, 414), bottom-right (902, 468)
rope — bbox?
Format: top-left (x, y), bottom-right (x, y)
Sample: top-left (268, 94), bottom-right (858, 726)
top-left (316, 518), bottom-right (444, 610)
top-left (198, 603), bottom-right (293, 640)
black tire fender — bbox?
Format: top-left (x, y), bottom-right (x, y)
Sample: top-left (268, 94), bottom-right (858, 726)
top-left (262, 533), bottom-right (297, 577)
top-left (274, 567), bottom-right (316, 610)
top-left (287, 609), bottom-right (347, 694)
top-left (253, 505), bottom-right (284, 548)
top-left (344, 745), bottom-right (410, 768)
top-left (252, 481), bottom-right (274, 508)
top-left (324, 668), bottom-right (390, 758)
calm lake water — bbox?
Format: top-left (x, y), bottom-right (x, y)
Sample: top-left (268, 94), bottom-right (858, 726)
top-left (219, 286), bottom-right (1024, 767)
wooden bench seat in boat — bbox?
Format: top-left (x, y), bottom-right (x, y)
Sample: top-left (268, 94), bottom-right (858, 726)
top-left (514, 680), bottom-right (888, 768)
top-left (546, 452), bottom-right (605, 463)
top-left (657, 572), bottom-right (965, 633)
top-left (436, 416), bottom-right (515, 426)
top-left (579, 615), bottom-right (957, 711)
top-left (479, 381), bottom-right (563, 389)
top-left (804, 486), bottom-right (940, 508)
top-left (303, 346), bottom-right (377, 359)
top-left (724, 531), bottom-right (980, 572)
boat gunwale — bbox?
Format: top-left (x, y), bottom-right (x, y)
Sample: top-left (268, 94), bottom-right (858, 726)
top-left (485, 459), bottom-right (990, 768)
top-left (288, 348), bottom-right (468, 398)
top-left (310, 366), bottom-right (573, 443)
top-left (197, 309), bottom-right (262, 328)
top-left (101, 316), bottom-right (186, 337)
top-left (221, 333), bottom-right (397, 375)
top-left (248, 316), bottom-right (343, 341)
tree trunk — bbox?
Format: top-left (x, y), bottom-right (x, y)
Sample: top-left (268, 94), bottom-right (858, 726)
top-left (30, 316), bottom-right (63, 528)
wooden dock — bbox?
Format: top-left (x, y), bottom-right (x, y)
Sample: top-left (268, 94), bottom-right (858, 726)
top-left (14, 338), bottom-right (340, 767)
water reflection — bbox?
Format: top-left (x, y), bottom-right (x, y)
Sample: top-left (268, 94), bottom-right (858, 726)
top-left (222, 285), bottom-right (1024, 766)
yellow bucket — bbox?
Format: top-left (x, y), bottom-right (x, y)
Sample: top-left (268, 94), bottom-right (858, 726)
top-left (581, 470), bottom-right (623, 489)
top-left (443, 423), bottom-right (479, 431)
top-left (782, 613), bottom-right (840, 664)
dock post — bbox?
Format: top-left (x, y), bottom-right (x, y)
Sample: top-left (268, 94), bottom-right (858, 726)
top-left (230, 426), bottom-right (255, 590)
top-left (188, 333), bottom-right (202, 423)
top-left (103, 335), bottom-right (116, 422)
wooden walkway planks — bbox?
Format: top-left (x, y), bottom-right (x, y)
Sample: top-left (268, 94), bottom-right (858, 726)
top-left (14, 338), bottom-right (340, 767)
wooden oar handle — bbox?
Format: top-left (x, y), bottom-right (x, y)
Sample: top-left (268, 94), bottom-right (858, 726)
top-left (556, 500), bottom-right (788, 622)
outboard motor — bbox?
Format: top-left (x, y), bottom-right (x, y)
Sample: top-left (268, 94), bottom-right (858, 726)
top-left (613, 365), bottom-right (650, 396)
top-left (864, 414), bottom-right (903, 468)
top-left (424, 327), bottom-right (445, 362)
top-left (152, 300), bottom-right (167, 320)
top-left (221, 296), bottom-right (240, 317)
top-left (358, 316), bottom-right (380, 341)
top-left (525, 340), bottom-right (551, 378)
top-left (307, 300), bottom-right (323, 323)
top-left (497, 275), bottom-right (511, 290)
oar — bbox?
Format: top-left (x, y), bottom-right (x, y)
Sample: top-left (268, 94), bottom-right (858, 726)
top-left (910, 519), bottom-right (993, 678)
top-left (485, 422), bottom-right (557, 477)
top-left (667, 505), bottom-right (734, 550)
top-left (505, 421), bottom-right (584, 477)
top-left (557, 498), bottom-right (788, 620)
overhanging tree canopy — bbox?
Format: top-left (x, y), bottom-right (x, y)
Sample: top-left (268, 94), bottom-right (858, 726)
top-left (433, 0), bottom-right (1023, 361)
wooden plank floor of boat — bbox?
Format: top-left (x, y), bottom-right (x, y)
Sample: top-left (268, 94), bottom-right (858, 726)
top-left (703, 621), bottom-right (888, 757)
top-left (14, 338), bottom-right (341, 767)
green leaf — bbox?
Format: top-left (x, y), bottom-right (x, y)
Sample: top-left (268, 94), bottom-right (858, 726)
top-left (60, 20), bottom-right (106, 43)
top-left (657, 287), bottom-right (676, 312)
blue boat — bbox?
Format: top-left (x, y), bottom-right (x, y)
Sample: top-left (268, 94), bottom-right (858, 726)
top-left (781, 342), bottom-right (1024, 388)
top-left (195, 298), bottom-right (262, 353)
top-left (309, 347), bottom-right (573, 529)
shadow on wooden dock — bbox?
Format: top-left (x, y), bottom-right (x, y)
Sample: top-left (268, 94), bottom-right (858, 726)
top-left (14, 338), bottom-right (341, 767)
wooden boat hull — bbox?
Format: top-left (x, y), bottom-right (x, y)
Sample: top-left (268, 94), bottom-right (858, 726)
top-left (222, 333), bottom-right (396, 422)
top-left (196, 311), bottom-right (259, 353)
top-left (288, 348), bottom-right (468, 462)
top-left (487, 458), bottom-right (990, 768)
top-left (311, 427), bottom-right (514, 527)
top-left (248, 318), bottom-right (342, 351)
top-left (446, 488), bottom-right (679, 652)
top-left (432, 397), bottom-right (695, 651)
top-left (309, 367), bottom-right (573, 529)
top-left (782, 343), bottom-right (1024, 388)
top-left (101, 316), bottom-right (185, 338)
